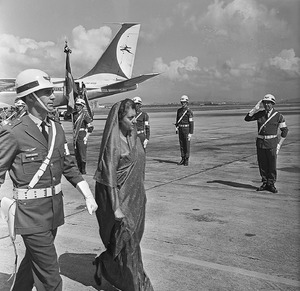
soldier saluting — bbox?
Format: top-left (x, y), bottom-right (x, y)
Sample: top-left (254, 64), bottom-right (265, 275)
top-left (245, 94), bottom-right (288, 193)
top-left (0, 69), bottom-right (97, 291)
top-left (175, 95), bottom-right (194, 166)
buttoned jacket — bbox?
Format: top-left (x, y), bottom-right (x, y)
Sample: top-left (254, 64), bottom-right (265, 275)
top-left (245, 109), bottom-right (288, 149)
top-left (0, 115), bottom-right (83, 234)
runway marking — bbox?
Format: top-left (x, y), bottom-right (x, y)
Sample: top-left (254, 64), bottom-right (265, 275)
top-left (146, 139), bottom-right (299, 192)
top-left (58, 230), bottom-right (300, 288)
top-left (147, 154), bottom-right (255, 190)
top-left (142, 248), bottom-right (300, 288)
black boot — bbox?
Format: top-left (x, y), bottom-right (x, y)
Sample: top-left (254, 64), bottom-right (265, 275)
top-left (184, 158), bottom-right (189, 166)
top-left (177, 158), bottom-right (185, 165)
top-left (256, 183), bottom-right (267, 191)
top-left (268, 184), bottom-right (278, 193)
top-left (81, 162), bottom-right (86, 174)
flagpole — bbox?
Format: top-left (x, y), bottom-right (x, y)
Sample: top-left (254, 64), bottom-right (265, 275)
top-left (64, 41), bottom-right (77, 151)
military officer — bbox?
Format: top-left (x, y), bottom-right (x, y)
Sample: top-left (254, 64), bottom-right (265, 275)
top-left (244, 94), bottom-right (288, 193)
top-left (132, 96), bottom-right (150, 149)
top-left (0, 69), bottom-right (98, 291)
top-left (73, 98), bottom-right (94, 174)
top-left (175, 95), bottom-right (194, 166)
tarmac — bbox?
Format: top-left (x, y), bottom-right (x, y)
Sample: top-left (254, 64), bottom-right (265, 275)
top-left (0, 105), bottom-right (299, 290)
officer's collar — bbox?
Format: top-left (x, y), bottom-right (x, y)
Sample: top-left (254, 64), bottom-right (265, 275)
top-left (28, 113), bottom-right (50, 127)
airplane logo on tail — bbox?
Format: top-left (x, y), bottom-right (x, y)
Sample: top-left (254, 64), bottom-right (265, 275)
top-left (0, 23), bottom-right (159, 107)
top-left (120, 45), bottom-right (133, 54)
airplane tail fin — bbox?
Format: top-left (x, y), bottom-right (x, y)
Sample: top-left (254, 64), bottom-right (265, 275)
top-left (80, 23), bottom-right (140, 80)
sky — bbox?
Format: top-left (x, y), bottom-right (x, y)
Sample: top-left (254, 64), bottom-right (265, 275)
top-left (0, 0), bottom-right (299, 104)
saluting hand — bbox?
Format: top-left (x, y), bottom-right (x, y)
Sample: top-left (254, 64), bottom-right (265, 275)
top-left (249, 100), bottom-right (263, 116)
top-left (254, 100), bottom-right (262, 111)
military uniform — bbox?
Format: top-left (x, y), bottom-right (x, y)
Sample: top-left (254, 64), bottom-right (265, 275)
top-left (176, 106), bottom-right (194, 164)
top-left (73, 109), bottom-right (94, 174)
top-left (0, 114), bottom-right (84, 290)
top-left (135, 110), bottom-right (150, 148)
top-left (245, 108), bottom-right (288, 188)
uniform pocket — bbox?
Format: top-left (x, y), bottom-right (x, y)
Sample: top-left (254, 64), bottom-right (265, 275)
top-left (21, 152), bottom-right (43, 174)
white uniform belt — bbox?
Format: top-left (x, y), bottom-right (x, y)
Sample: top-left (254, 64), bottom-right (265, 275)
top-left (13, 183), bottom-right (62, 200)
top-left (257, 135), bottom-right (277, 140)
top-left (179, 124), bottom-right (189, 127)
top-left (79, 128), bottom-right (86, 131)
top-left (137, 130), bottom-right (144, 134)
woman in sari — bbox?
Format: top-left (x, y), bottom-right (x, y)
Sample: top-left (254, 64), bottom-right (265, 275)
top-left (93, 99), bottom-right (154, 291)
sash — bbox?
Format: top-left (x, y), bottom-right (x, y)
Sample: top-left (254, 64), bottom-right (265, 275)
top-left (135, 112), bottom-right (142, 120)
top-left (258, 111), bottom-right (278, 134)
top-left (73, 111), bottom-right (84, 145)
top-left (28, 119), bottom-right (57, 189)
top-left (176, 110), bottom-right (188, 128)
top-left (0, 119), bottom-right (57, 289)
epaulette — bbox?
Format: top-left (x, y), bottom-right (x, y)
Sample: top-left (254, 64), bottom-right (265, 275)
top-left (3, 117), bottom-right (23, 128)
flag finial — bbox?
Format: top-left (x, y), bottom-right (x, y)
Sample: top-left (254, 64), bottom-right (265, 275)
top-left (64, 40), bottom-right (72, 54)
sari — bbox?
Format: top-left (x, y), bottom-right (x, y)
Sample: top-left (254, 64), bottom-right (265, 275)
top-left (94, 101), bottom-right (154, 291)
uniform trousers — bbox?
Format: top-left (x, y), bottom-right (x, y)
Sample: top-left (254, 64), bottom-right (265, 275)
top-left (137, 133), bottom-right (146, 144)
top-left (12, 229), bottom-right (62, 291)
top-left (257, 147), bottom-right (277, 186)
top-left (137, 133), bottom-right (147, 151)
top-left (178, 127), bottom-right (190, 159)
top-left (75, 131), bottom-right (87, 173)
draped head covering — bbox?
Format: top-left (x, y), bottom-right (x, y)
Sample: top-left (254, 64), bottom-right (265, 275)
top-left (94, 100), bottom-right (137, 187)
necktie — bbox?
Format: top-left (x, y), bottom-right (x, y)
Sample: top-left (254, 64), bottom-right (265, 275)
top-left (40, 121), bottom-right (48, 141)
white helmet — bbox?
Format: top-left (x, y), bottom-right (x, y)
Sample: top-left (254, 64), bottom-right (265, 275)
top-left (262, 94), bottom-right (276, 104)
top-left (180, 95), bottom-right (189, 102)
top-left (75, 98), bottom-right (86, 106)
top-left (15, 99), bottom-right (26, 107)
top-left (15, 69), bottom-right (54, 98)
top-left (132, 96), bottom-right (142, 104)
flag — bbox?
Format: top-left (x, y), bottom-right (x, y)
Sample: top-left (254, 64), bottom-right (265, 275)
top-left (64, 41), bottom-right (77, 111)
top-left (81, 82), bottom-right (94, 121)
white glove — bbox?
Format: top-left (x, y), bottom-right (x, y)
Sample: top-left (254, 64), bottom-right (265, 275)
top-left (83, 137), bottom-right (88, 144)
top-left (276, 137), bottom-right (285, 155)
top-left (276, 144), bottom-right (281, 155)
top-left (188, 133), bottom-right (192, 141)
top-left (76, 180), bottom-right (98, 214)
top-left (249, 100), bottom-right (262, 116)
top-left (114, 207), bottom-right (125, 221)
top-left (143, 139), bottom-right (148, 148)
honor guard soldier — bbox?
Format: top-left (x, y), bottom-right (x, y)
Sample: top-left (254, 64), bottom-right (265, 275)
top-left (73, 98), bottom-right (94, 174)
top-left (132, 96), bottom-right (150, 149)
top-left (245, 94), bottom-right (288, 193)
top-left (0, 69), bottom-right (98, 291)
top-left (14, 98), bottom-right (27, 118)
top-left (175, 95), bottom-right (194, 166)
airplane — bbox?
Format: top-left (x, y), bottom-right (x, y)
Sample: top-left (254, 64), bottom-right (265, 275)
top-left (0, 23), bottom-right (159, 107)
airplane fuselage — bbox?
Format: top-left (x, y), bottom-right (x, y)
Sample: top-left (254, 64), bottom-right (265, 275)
top-left (0, 23), bottom-right (157, 108)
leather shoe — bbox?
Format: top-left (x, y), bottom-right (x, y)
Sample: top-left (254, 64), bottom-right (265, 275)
top-left (184, 158), bottom-right (189, 166)
top-left (268, 185), bottom-right (278, 193)
top-left (177, 158), bottom-right (185, 165)
top-left (256, 183), bottom-right (267, 191)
